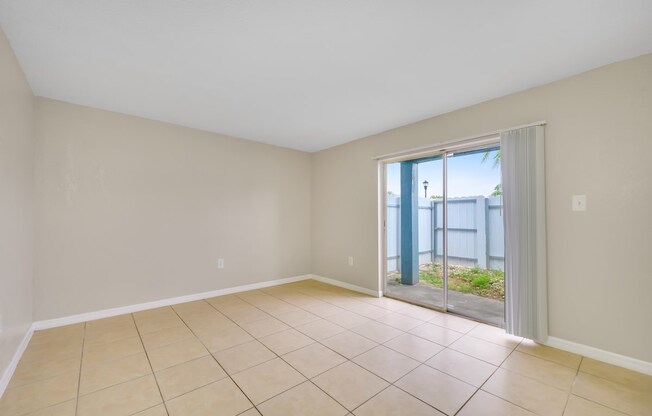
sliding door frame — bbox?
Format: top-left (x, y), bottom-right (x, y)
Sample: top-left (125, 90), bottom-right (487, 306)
top-left (378, 136), bottom-right (501, 316)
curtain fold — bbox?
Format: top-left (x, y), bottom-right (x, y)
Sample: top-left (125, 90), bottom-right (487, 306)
top-left (501, 125), bottom-right (548, 342)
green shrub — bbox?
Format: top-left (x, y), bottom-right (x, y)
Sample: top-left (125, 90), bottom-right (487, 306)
top-left (471, 275), bottom-right (490, 288)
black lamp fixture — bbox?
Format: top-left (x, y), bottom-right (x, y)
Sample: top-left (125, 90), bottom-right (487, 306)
top-left (423, 180), bottom-right (429, 198)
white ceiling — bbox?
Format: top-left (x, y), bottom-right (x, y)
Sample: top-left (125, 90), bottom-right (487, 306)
top-left (1, 1), bottom-right (651, 152)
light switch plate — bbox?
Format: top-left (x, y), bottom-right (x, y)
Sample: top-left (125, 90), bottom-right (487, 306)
top-left (572, 195), bottom-right (587, 211)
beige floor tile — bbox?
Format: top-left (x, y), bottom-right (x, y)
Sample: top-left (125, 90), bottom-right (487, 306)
top-left (409, 323), bottom-right (464, 347)
top-left (132, 404), bottom-right (168, 416)
top-left (344, 302), bottom-right (388, 320)
top-left (353, 385), bottom-right (444, 416)
top-left (133, 306), bottom-right (177, 320)
top-left (259, 328), bottom-right (314, 355)
top-left (21, 338), bottom-right (83, 365)
top-left (352, 346), bottom-right (420, 382)
top-left (358, 297), bottom-right (408, 312)
top-left (325, 310), bottom-right (370, 329)
top-left (196, 325), bottom-right (254, 352)
top-left (77, 374), bottom-right (161, 416)
top-left (147, 337), bottom-right (208, 371)
top-left (321, 331), bottom-right (378, 359)
top-left (0, 370), bottom-right (78, 416)
top-left (429, 314), bottom-right (479, 333)
top-left (221, 304), bottom-right (270, 324)
top-left (85, 314), bottom-right (134, 329)
top-left (255, 302), bottom-right (299, 317)
top-left (457, 390), bottom-right (536, 416)
top-left (295, 319), bottom-right (346, 340)
top-left (564, 395), bottom-right (629, 416)
top-left (134, 314), bottom-right (185, 335)
top-left (426, 348), bottom-right (497, 387)
top-left (516, 340), bottom-right (582, 369)
top-left (396, 304), bottom-right (442, 321)
top-left (83, 336), bottom-right (144, 365)
top-left (374, 312), bottom-right (424, 331)
top-left (501, 351), bottom-right (577, 391)
top-left (80, 351), bottom-right (152, 395)
top-left (166, 378), bottom-right (253, 416)
top-left (572, 372), bottom-right (652, 416)
top-left (482, 368), bottom-right (569, 416)
top-left (467, 323), bottom-right (522, 349)
top-left (384, 333), bottom-right (444, 362)
top-left (23, 399), bottom-right (77, 416)
top-left (257, 381), bottom-right (348, 416)
top-left (238, 316), bottom-right (290, 338)
top-left (312, 362), bottom-right (389, 411)
top-left (9, 355), bottom-right (81, 388)
top-left (237, 408), bottom-right (261, 416)
top-left (140, 325), bottom-right (195, 350)
top-left (350, 321), bottom-right (404, 344)
top-left (174, 300), bottom-right (221, 316)
top-left (84, 322), bottom-right (139, 346)
top-left (395, 365), bottom-right (477, 416)
top-left (155, 355), bottom-right (227, 400)
top-left (282, 342), bottom-right (347, 378)
top-left (274, 309), bottom-right (320, 326)
top-left (449, 336), bottom-right (512, 366)
top-left (301, 301), bottom-right (346, 318)
top-left (232, 358), bottom-right (306, 404)
top-left (30, 324), bottom-right (84, 345)
top-left (579, 358), bottom-right (652, 392)
top-left (213, 340), bottom-right (276, 374)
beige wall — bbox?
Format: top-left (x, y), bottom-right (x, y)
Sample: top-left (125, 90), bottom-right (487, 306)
top-left (34, 99), bottom-right (311, 320)
top-left (311, 54), bottom-right (652, 362)
top-left (0, 29), bottom-right (34, 376)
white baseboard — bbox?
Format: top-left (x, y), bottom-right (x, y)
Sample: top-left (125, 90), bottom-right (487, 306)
top-left (311, 274), bottom-right (381, 298)
top-left (32, 274), bottom-right (312, 331)
top-left (546, 336), bottom-right (652, 376)
top-left (0, 327), bottom-right (34, 399)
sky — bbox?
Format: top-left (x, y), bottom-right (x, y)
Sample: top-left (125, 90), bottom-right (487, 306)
top-left (386, 149), bottom-right (501, 198)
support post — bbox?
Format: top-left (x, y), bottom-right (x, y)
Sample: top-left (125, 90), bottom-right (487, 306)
top-left (400, 162), bottom-right (419, 285)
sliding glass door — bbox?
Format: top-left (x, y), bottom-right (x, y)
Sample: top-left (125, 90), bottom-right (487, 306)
top-left (384, 141), bottom-right (505, 326)
top-left (444, 147), bottom-right (504, 325)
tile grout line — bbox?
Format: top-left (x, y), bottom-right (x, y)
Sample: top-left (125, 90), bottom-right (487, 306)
top-left (168, 302), bottom-right (262, 415)
top-left (74, 322), bottom-right (87, 416)
top-left (234, 285), bottom-right (447, 414)
top-left (212, 287), bottom-right (384, 413)
top-left (130, 313), bottom-right (171, 416)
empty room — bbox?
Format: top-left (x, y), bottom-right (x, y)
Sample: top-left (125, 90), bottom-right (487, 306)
top-left (1, 1), bottom-right (651, 415)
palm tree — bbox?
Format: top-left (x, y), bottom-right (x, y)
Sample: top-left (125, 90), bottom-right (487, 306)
top-left (481, 150), bottom-right (501, 168)
top-left (482, 150), bottom-right (502, 196)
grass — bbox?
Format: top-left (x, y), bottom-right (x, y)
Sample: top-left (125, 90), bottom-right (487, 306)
top-left (393, 263), bottom-right (504, 300)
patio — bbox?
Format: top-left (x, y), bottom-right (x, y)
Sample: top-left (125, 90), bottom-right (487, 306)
top-left (386, 280), bottom-right (505, 327)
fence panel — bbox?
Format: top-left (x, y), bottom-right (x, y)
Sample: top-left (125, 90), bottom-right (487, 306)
top-left (386, 194), bottom-right (504, 273)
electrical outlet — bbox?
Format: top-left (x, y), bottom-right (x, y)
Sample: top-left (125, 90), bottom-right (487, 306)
top-left (217, 259), bottom-right (224, 269)
top-left (572, 195), bottom-right (587, 212)
top-left (348, 256), bottom-right (354, 266)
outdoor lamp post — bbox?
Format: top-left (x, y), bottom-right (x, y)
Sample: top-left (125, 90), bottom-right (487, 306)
top-left (423, 180), bottom-right (429, 198)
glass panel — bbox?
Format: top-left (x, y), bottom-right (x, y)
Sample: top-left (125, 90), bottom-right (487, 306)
top-left (385, 158), bottom-right (445, 310)
top-left (445, 146), bottom-right (505, 326)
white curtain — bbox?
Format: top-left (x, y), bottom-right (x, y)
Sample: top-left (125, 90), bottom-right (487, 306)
top-left (501, 125), bottom-right (548, 342)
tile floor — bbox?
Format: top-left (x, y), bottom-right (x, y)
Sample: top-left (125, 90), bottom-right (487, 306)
top-left (1, 280), bottom-right (651, 416)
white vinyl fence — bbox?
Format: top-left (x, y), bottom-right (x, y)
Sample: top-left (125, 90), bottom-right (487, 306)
top-left (386, 195), bottom-right (504, 272)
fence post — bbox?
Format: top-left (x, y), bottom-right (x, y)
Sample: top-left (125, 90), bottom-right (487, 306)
top-left (476, 196), bottom-right (487, 269)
